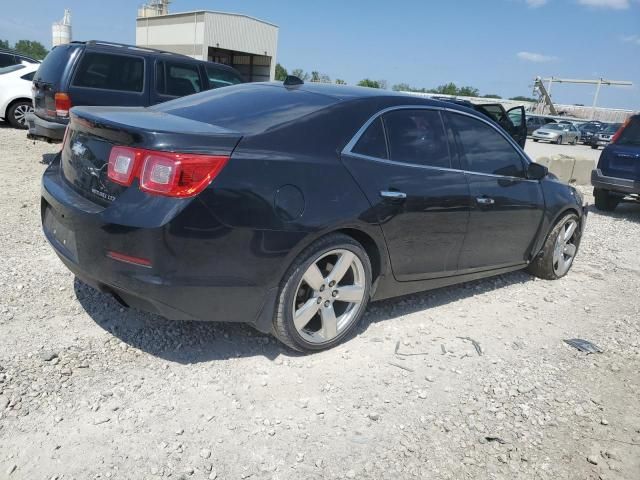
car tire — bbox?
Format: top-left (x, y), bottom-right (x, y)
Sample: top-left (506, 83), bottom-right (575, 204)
top-left (556, 136), bottom-right (563, 145)
top-left (527, 212), bottom-right (582, 280)
top-left (533, 139), bottom-right (539, 142)
top-left (571, 137), bottom-right (578, 145)
top-left (591, 145), bottom-right (598, 150)
top-left (273, 233), bottom-right (372, 352)
top-left (594, 188), bottom-right (619, 212)
top-left (7, 101), bottom-right (33, 130)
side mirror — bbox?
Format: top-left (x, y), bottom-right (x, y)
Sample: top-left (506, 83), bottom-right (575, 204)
top-left (527, 162), bottom-right (548, 180)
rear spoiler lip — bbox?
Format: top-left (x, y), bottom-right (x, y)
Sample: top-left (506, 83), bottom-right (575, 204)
top-left (68, 108), bottom-right (242, 157)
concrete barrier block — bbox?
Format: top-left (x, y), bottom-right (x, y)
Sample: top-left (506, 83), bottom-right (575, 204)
top-left (547, 155), bottom-right (575, 183)
top-left (569, 157), bottom-right (596, 186)
top-left (535, 156), bottom-right (551, 168)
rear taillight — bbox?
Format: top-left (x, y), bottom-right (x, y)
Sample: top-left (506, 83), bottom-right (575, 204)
top-left (107, 146), bottom-right (229, 198)
top-left (54, 92), bottom-right (72, 118)
top-left (610, 118), bottom-right (630, 144)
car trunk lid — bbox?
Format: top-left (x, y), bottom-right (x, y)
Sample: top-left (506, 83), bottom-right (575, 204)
top-left (62, 106), bottom-right (242, 206)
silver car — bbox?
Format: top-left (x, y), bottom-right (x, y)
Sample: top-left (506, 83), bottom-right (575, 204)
top-left (532, 123), bottom-right (581, 145)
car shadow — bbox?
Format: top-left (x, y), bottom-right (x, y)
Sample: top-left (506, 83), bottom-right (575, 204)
top-left (41, 152), bottom-right (57, 165)
top-left (75, 269), bottom-right (534, 364)
top-left (587, 202), bottom-right (640, 224)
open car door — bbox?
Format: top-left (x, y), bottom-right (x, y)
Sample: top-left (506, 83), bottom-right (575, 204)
top-left (473, 103), bottom-right (527, 149)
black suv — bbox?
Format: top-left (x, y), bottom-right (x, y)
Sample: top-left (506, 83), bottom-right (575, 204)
top-left (0, 48), bottom-right (39, 68)
top-left (27, 41), bottom-right (244, 142)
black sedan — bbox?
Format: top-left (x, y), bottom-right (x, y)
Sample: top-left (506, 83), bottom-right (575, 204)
top-left (41, 81), bottom-right (587, 352)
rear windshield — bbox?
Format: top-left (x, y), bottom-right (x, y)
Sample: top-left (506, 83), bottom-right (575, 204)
top-left (73, 52), bottom-right (144, 92)
top-left (153, 84), bottom-right (336, 134)
top-left (33, 44), bottom-right (77, 83)
top-left (616, 118), bottom-right (640, 146)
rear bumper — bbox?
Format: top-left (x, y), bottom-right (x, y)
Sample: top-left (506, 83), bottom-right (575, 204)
top-left (26, 112), bottom-right (66, 142)
top-left (591, 169), bottom-right (640, 195)
top-left (41, 158), bottom-right (277, 331)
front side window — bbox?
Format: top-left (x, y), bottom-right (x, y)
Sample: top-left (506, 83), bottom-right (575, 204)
top-left (0, 53), bottom-right (16, 68)
top-left (448, 112), bottom-right (525, 177)
top-left (205, 66), bottom-right (242, 89)
top-left (352, 117), bottom-right (387, 159)
top-left (73, 52), bottom-right (144, 92)
top-left (21, 71), bottom-right (35, 81)
top-left (383, 109), bottom-right (450, 168)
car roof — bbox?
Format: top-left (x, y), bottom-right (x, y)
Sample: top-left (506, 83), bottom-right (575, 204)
top-left (0, 48), bottom-right (39, 62)
top-left (260, 81), bottom-right (455, 108)
top-left (67, 40), bottom-right (238, 72)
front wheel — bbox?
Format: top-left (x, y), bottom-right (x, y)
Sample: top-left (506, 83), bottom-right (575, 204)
top-left (527, 213), bottom-right (581, 280)
top-left (556, 136), bottom-right (563, 145)
top-left (273, 234), bottom-right (372, 352)
top-left (591, 145), bottom-right (598, 150)
top-left (533, 138), bottom-right (539, 142)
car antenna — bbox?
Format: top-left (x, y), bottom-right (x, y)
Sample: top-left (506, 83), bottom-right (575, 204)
top-left (283, 75), bottom-right (304, 87)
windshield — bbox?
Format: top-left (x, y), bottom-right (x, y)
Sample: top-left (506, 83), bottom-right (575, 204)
top-left (545, 124), bottom-right (564, 131)
top-left (580, 124), bottom-right (601, 132)
top-left (0, 64), bottom-right (25, 75)
top-left (603, 124), bottom-right (622, 133)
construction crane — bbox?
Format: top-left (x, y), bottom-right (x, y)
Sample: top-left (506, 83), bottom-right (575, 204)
top-left (532, 76), bottom-right (633, 119)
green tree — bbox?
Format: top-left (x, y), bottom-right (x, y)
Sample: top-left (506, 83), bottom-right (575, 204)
top-left (482, 94), bottom-right (502, 99)
top-left (13, 40), bottom-right (48, 60)
top-left (392, 83), bottom-right (411, 92)
top-left (0, 39), bottom-right (9, 49)
top-left (456, 86), bottom-right (479, 97)
top-left (335, 79), bottom-right (346, 85)
top-left (275, 63), bottom-right (288, 81)
top-left (291, 68), bottom-right (310, 81)
top-left (357, 79), bottom-right (383, 88)
top-left (510, 95), bottom-right (537, 102)
top-left (428, 82), bottom-right (458, 95)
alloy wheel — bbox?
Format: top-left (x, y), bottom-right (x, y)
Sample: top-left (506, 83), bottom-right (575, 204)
top-left (292, 249), bottom-right (366, 344)
top-left (13, 104), bottom-right (33, 126)
top-left (552, 219), bottom-right (578, 276)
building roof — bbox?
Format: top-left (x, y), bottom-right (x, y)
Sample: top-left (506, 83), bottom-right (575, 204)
top-left (136, 10), bottom-right (278, 28)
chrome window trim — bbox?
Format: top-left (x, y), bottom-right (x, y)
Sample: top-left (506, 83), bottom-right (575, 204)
top-left (342, 104), bottom-right (538, 182)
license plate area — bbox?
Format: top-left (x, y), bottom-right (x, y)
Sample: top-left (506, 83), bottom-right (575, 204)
top-left (43, 206), bottom-right (78, 262)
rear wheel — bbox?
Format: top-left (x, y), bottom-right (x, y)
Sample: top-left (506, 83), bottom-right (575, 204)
top-left (273, 234), bottom-right (372, 352)
top-left (556, 136), bottom-right (563, 145)
top-left (7, 101), bottom-right (32, 129)
top-left (591, 145), bottom-right (598, 150)
top-left (533, 138), bottom-right (539, 142)
top-left (528, 213), bottom-right (581, 280)
top-left (571, 136), bottom-right (578, 145)
top-left (594, 189), bottom-right (619, 212)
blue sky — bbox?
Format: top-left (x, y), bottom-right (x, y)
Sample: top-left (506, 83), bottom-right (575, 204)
top-left (2, 0), bottom-right (639, 109)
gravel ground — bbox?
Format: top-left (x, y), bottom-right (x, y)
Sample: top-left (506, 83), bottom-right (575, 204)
top-left (0, 124), bottom-right (639, 480)
top-left (524, 140), bottom-right (601, 164)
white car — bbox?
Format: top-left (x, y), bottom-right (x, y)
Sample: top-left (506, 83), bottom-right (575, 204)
top-left (0, 63), bottom-right (37, 129)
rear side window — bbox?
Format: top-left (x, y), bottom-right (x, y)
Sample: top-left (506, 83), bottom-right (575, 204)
top-left (205, 65), bottom-right (242, 89)
top-left (352, 117), bottom-right (387, 159)
top-left (73, 52), bottom-right (144, 92)
top-left (21, 71), bottom-right (35, 81)
top-left (448, 112), bottom-right (525, 177)
top-left (616, 118), bottom-right (640, 146)
top-left (157, 61), bottom-right (202, 96)
top-left (0, 53), bottom-right (16, 67)
top-left (383, 109), bottom-right (450, 168)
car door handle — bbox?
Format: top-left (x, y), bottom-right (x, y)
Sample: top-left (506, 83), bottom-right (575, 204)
top-left (380, 191), bottom-right (407, 200)
top-left (476, 196), bottom-right (495, 205)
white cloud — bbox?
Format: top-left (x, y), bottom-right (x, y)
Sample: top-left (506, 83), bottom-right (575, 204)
top-left (517, 51), bottom-right (559, 62)
top-left (526, 0), bottom-right (549, 7)
top-left (622, 34), bottom-right (640, 45)
top-left (576, 0), bottom-right (630, 9)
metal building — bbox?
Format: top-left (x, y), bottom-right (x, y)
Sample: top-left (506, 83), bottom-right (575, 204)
top-left (136, 10), bottom-right (279, 82)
